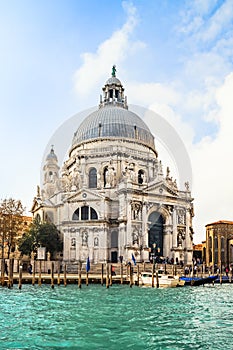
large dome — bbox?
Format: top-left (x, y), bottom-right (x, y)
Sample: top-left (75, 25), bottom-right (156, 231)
top-left (72, 105), bottom-right (155, 150)
top-left (72, 68), bottom-right (155, 151)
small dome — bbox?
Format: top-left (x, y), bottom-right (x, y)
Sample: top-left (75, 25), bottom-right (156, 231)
top-left (105, 76), bottom-right (122, 85)
top-left (46, 147), bottom-right (57, 161)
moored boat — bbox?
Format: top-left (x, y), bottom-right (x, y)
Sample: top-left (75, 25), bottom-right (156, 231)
top-left (179, 275), bottom-right (218, 286)
top-left (139, 271), bottom-right (180, 288)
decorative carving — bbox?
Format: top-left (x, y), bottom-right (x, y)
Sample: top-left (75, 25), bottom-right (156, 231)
top-left (71, 238), bottom-right (76, 248)
top-left (82, 231), bottom-right (88, 246)
top-left (177, 209), bottom-right (186, 225)
top-left (132, 229), bottom-right (139, 245)
top-left (177, 228), bottom-right (185, 246)
top-left (105, 166), bottom-right (116, 187)
top-left (131, 202), bottom-right (142, 220)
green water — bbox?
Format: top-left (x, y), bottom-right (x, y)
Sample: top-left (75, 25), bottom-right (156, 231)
top-left (0, 284), bottom-right (233, 349)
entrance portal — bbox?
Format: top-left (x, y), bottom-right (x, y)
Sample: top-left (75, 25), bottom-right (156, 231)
top-left (148, 212), bottom-right (164, 259)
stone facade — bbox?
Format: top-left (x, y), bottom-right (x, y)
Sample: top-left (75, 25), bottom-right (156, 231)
top-left (205, 220), bottom-right (233, 267)
top-left (32, 69), bottom-right (194, 265)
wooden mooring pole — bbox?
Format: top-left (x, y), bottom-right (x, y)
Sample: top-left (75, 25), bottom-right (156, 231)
top-left (51, 262), bottom-right (54, 289)
top-left (57, 261), bottom-right (60, 286)
top-left (32, 260), bottom-right (36, 285)
top-left (136, 264), bottom-right (140, 286)
top-left (18, 264), bottom-right (22, 290)
top-left (1, 259), bottom-right (5, 287)
top-left (106, 264), bottom-right (109, 288)
top-left (156, 271), bottom-right (159, 288)
top-left (38, 260), bottom-right (42, 286)
top-left (64, 264), bottom-right (67, 287)
top-left (129, 266), bottom-right (133, 288)
top-left (78, 261), bottom-right (82, 288)
top-left (152, 263), bottom-right (155, 288)
top-left (101, 263), bottom-right (104, 285)
top-left (109, 264), bottom-right (112, 286)
top-left (120, 263), bottom-right (123, 284)
top-left (7, 259), bottom-right (14, 289)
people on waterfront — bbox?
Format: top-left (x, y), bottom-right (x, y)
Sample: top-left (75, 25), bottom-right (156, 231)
top-left (111, 265), bottom-right (116, 276)
top-left (28, 264), bottom-right (32, 274)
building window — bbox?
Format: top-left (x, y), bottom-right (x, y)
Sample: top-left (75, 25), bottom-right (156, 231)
top-left (72, 206), bottom-right (98, 220)
top-left (111, 230), bottom-right (118, 248)
top-left (89, 168), bottom-right (97, 188)
top-left (81, 206), bottom-right (89, 220)
top-left (35, 214), bottom-right (41, 223)
top-left (72, 208), bottom-right (79, 220)
top-left (138, 169), bottom-right (144, 184)
top-left (90, 207), bottom-right (98, 220)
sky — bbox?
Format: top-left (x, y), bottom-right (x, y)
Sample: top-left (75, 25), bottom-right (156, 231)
top-left (0, 0), bottom-right (233, 244)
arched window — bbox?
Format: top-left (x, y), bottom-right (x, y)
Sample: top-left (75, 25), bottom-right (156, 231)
top-left (81, 206), bottom-right (89, 220)
top-left (72, 208), bottom-right (79, 220)
top-left (72, 206), bottom-right (98, 220)
top-left (90, 207), bottom-right (98, 219)
top-left (89, 168), bottom-right (97, 188)
top-left (138, 170), bottom-right (145, 184)
top-left (103, 167), bottom-right (108, 187)
top-left (35, 213), bottom-right (41, 223)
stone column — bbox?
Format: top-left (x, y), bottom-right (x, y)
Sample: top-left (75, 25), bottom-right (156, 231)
top-left (218, 233), bottom-right (221, 269)
top-left (172, 208), bottom-right (177, 248)
top-left (211, 234), bottom-right (215, 267)
top-left (206, 230), bottom-right (210, 267)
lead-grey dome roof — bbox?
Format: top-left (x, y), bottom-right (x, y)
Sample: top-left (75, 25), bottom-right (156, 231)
top-left (72, 105), bottom-right (155, 150)
top-left (105, 76), bottom-right (122, 85)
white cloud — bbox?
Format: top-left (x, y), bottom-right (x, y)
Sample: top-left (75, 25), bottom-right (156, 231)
top-left (200, 0), bottom-right (233, 42)
top-left (70, 0), bottom-right (233, 246)
top-left (73, 2), bottom-right (145, 97)
top-left (192, 72), bottom-right (233, 242)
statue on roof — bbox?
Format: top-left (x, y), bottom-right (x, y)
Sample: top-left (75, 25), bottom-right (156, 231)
top-left (112, 65), bottom-right (116, 77)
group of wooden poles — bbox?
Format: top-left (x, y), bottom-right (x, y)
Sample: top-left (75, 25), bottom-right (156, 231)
top-left (0, 259), bottom-right (163, 289)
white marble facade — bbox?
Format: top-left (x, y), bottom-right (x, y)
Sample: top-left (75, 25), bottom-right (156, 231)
top-left (32, 68), bottom-right (194, 265)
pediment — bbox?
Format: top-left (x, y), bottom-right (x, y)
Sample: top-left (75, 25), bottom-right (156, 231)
top-left (66, 189), bottom-right (106, 203)
top-left (31, 197), bottom-right (55, 212)
top-left (146, 181), bottom-right (178, 197)
top-left (31, 197), bottom-right (43, 212)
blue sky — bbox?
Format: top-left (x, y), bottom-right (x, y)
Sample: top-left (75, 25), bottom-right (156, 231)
top-left (1, 0), bottom-right (233, 243)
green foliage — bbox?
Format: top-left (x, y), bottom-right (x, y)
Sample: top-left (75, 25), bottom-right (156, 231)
top-left (18, 219), bottom-right (63, 259)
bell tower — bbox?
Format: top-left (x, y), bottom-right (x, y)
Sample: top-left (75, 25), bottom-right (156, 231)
top-left (43, 146), bottom-right (60, 198)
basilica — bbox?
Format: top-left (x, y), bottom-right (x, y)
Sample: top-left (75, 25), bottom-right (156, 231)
top-left (32, 67), bottom-right (194, 265)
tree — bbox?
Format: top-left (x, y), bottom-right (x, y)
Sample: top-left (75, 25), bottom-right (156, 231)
top-left (18, 219), bottom-right (63, 259)
top-left (0, 198), bottom-right (25, 259)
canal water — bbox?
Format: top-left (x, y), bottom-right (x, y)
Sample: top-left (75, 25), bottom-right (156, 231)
top-left (0, 284), bottom-right (232, 349)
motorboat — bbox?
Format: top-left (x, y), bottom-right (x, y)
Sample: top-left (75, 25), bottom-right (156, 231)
top-left (139, 271), bottom-right (179, 288)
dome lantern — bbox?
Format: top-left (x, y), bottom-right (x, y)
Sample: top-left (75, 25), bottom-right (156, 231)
top-left (99, 65), bottom-right (127, 110)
